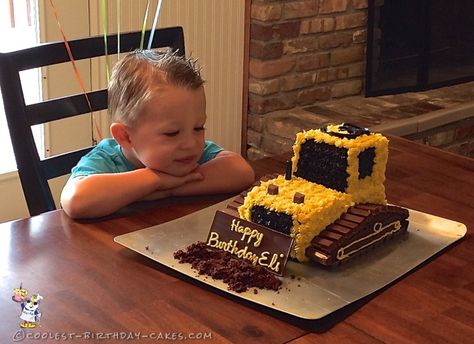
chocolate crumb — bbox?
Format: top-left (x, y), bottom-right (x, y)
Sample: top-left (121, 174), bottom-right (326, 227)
top-left (290, 275), bottom-right (295, 279)
top-left (293, 192), bottom-right (305, 204)
top-left (174, 242), bottom-right (282, 293)
top-left (145, 246), bottom-right (149, 250)
top-left (272, 302), bottom-right (275, 306)
top-left (253, 289), bottom-right (258, 294)
top-left (267, 184), bottom-right (279, 195)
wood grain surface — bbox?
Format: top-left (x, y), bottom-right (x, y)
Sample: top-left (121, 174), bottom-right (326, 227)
top-left (0, 136), bottom-right (473, 343)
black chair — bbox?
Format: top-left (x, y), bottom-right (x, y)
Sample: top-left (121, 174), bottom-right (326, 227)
top-left (0, 27), bottom-right (185, 216)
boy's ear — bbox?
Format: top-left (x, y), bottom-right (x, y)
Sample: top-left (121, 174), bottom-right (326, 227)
top-left (110, 122), bottom-right (132, 148)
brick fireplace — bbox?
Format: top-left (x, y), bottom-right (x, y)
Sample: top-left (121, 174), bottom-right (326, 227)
top-left (247, 0), bottom-right (369, 159)
top-left (245, 0), bottom-right (474, 159)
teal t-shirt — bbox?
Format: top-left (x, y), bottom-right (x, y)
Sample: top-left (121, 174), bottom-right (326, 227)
top-left (71, 138), bottom-right (223, 178)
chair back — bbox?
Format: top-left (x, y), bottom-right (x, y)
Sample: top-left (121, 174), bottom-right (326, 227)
top-left (0, 27), bottom-right (185, 216)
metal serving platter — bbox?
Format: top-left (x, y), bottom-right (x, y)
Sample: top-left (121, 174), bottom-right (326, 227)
top-left (114, 199), bottom-right (466, 323)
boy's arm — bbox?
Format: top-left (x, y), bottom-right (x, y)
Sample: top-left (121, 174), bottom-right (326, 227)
top-left (60, 168), bottom-right (202, 219)
top-left (170, 151), bottom-right (255, 196)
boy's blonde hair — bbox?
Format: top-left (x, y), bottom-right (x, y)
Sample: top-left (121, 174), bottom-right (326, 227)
top-left (108, 49), bottom-right (204, 126)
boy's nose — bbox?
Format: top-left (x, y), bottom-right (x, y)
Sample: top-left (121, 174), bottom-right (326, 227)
top-left (179, 136), bottom-right (197, 150)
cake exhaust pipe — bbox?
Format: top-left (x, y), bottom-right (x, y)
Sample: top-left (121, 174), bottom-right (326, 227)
top-left (285, 160), bottom-right (292, 180)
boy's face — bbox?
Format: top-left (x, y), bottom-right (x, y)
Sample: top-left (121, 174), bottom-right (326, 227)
top-left (127, 85), bottom-right (207, 176)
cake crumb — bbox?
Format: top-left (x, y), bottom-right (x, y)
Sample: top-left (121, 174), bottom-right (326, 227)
top-left (174, 242), bottom-right (282, 293)
top-left (145, 246), bottom-right (155, 254)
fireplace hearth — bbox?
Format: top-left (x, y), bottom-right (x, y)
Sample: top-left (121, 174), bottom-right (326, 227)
top-left (366, 0), bottom-right (474, 96)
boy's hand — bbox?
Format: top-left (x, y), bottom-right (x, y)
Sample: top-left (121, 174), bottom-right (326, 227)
top-left (154, 168), bottom-right (204, 190)
top-left (141, 169), bottom-right (203, 201)
top-left (166, 151), bottom-right (255, 197)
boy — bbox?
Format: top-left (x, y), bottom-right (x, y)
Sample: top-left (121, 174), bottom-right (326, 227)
top-left (60, 50), bottom-right (254, 219)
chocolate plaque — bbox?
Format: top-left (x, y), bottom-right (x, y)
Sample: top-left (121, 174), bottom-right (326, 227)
top-left (206, 211), bottom-right (294, 276)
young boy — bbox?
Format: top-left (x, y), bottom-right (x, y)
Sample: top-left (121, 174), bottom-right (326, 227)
top-left (60, 50), bottom-right (255, 219)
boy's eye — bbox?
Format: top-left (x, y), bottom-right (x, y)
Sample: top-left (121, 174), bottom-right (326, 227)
top-left (164, 130), bottom-right (179, 137)
top-left (194, 126), bottom-right (205, 132)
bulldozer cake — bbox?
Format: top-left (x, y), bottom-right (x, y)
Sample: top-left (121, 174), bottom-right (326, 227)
top-left (230, 123), bottom-right (409, 267)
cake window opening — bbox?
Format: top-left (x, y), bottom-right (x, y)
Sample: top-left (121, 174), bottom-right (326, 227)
top-left (250, 206), bottom-right (293, 235)
top-left (295, 140), bottom-right (349, 192)
top-left (358, 147), bottom-right (376, 179)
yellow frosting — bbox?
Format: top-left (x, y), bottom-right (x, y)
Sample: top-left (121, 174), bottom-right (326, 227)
top-left (239, 175), bottom-right (353, 262)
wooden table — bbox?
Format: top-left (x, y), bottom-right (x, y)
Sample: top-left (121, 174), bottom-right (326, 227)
top-left (1, 136), bottom-right (473, 343)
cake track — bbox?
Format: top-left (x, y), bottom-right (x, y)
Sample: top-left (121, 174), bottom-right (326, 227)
top-left (306, 204), bottom-right (409, 267)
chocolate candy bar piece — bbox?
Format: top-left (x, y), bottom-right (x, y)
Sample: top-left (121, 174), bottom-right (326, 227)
top-left (306, 204), bottom-right (409, 267)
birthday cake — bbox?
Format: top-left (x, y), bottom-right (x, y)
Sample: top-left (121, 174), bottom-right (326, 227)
top-left (231, 123), bottom-right (409, 266)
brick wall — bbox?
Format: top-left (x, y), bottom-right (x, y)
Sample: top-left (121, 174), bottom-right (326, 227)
top-left (245, 0), bottom-right (474, 160)
top-left (247, 0), bottom-right (368, 158)
top-left (407, 118), bottom-right (474, 158)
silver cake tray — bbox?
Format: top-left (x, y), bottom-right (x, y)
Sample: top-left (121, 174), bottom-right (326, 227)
top-left (114, 199), bottom-right (466, 328)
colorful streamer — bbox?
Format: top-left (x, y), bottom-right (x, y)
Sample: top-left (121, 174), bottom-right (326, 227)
top-left (9, 0), bottom-right (15, 28)
top-left (46, 0), bottom-right (166, 143)
top-left (116, 0), bottom-right (121, 59)
top-left (101, 0), bottom-right (110, 83)
top-left (147, 0), bottom-right (163, 49)
top-left (47, 0), bottom-right (102, 141)
top-left (140, 0), bottom-right (151, 49)
top-left (26, 0), bottom-right (32, 26)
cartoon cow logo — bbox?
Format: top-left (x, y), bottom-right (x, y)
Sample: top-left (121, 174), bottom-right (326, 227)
top-left (12, 284), bottom-right (43, 328)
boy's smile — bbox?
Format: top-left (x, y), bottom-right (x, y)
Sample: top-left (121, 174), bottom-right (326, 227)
top-left (122, 85), bottom-right (207, 176)
top-left (174, 156), bottom-right (197, 164)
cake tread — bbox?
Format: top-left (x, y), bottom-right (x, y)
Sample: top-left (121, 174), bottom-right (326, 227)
top-left (307, 204), bottom-right (409, 266)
